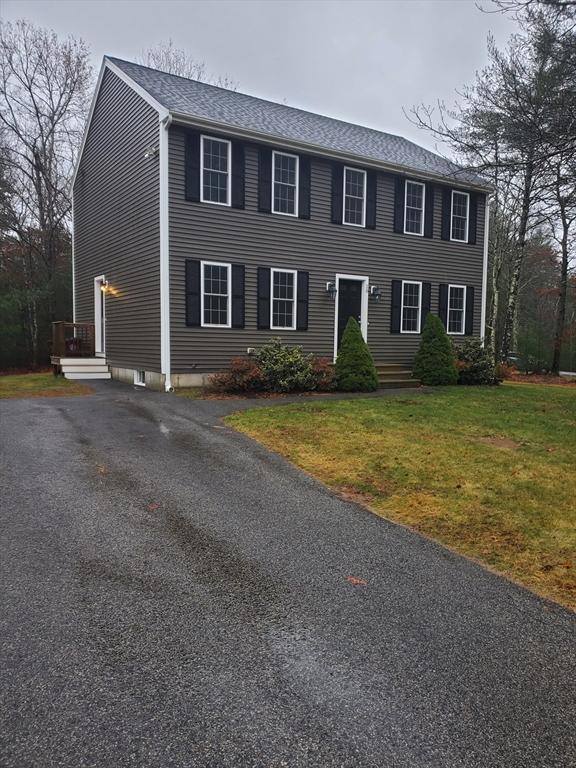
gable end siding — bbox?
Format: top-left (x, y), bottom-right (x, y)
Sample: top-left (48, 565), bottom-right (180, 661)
top-left (73, 68), bottom-right (161, 372)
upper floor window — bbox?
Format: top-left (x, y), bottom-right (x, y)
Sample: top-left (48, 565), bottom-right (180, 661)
top-left (272, 152), bottom-right (299, 216)
top-left (451, 191), bottom-right (469, 242)
top-left (200, 136), bottom-right (231, 206)
top-left (343, 167), bottom-right (366, 227)
top-left (404, 181), bottom-right (425, 236)
top-left (401, 280), bottom-right (422, 333)
top-left (201, 261), bottom-right (231, 327)
top-left (448, 284), bottom-right (466, 334)
top-left (271, 268), bottom-right (297, 330)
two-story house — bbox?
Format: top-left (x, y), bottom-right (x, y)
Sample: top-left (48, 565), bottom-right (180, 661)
top-left (68, 57), bottom-right (490, 390)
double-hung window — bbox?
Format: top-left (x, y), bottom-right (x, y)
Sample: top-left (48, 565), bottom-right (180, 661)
top-left (343, 167), bottom-right (366, 227)
top-left (451, 191), bottom-right (469, 242)
top-left (404, 180), bottom-right (425, 235)
top-left (200, 136), bottom-right (231, 206)
top-left (272, 151), bottom-right (298, 216)
top-left (201, 261), bottom-right (231, 327)
top-left (447, 285), bottom-right (466, 334)
top-left (401, 281), bottom-right (422, 333)
top-left (271, 269), bottom-right (297, 330)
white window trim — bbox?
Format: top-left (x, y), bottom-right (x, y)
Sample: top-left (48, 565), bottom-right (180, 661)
top-left (342, 166), bottom-right (367, 228)
top-left (450, 190), bottom-right (470, 242)
top-left (403, 180), bottom-right (425, 237)
top-left (271, 151), bottom-right (299, 217)
top-left (200, 260), bottom-right (232, 328)
top-left (200, 135), bottom-right (232, 207)
top-left (447, 284), bottom-right (467, 335)
top-left (270, 268), bottom-right (298, 331)
top-left (134, 370), bottom-right (146, 387)
top-left (400, 280), bottom-right (422, 334)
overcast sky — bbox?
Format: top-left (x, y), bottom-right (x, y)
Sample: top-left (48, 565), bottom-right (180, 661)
top-left (1, 0), bottom-right (519, 153)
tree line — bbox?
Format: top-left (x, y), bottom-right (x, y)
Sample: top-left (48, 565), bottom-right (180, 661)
top-left (1, 6), bottom-right (574, 372)
top-left (410, 0), bottom-right (576, 372)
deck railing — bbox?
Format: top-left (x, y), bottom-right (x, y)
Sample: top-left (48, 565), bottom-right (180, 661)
top-left (51, 322), bottom-right (95, 358)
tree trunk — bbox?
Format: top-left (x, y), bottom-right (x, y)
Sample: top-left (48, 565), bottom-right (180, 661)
top-left (551, 216), bottom-right (569, 374)
top-left (501, 160), bottom-right (534, 362)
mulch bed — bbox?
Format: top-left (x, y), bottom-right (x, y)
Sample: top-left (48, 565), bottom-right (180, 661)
top-left (504, 373), bottom-right (576, 387)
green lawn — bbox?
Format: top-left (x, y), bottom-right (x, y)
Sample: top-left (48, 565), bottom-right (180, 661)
top-left (0, 373), bottom-right (93, 399)
top-left (227, 384), bottom-right (576, 610)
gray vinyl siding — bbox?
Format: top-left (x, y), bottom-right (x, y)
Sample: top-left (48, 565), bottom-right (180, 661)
top-left (73, 69), bottom-right (161, 371)
top-left (169, 127), bottom-right (485, 373)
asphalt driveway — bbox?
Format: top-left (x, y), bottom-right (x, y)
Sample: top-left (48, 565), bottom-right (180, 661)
top-left (1, 382), bottom-right (575, 768)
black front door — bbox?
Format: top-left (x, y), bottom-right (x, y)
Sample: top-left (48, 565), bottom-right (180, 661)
top-left (337, 279), bottom-right (363, 350)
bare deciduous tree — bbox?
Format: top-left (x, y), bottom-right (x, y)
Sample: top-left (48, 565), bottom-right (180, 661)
top-left (0, 19), bottom-right (92, 366)
top-left (138, 39), bottom-right (237, 90)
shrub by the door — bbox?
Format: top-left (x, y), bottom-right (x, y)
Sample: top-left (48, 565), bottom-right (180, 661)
top-left (335, 317), bottom-right (378, 391)
top-left (413, 314), bottom-right (458, 385)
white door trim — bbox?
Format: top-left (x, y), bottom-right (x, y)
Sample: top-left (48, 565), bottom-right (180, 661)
top-left (333, 273), bottom-right (369, 361)
top-left (94, 275), bottom-right (106, 357)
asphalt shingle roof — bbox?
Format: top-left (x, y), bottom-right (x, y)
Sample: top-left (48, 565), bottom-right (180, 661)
top-left (108, 57), bottom-right (487, 188)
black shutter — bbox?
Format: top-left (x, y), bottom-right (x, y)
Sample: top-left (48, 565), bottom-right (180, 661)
top-left (441, 188), bottom-right (451, 241)
top-left (439, 283), bottom-right (448, 327)
top-left (257, 267), bottom-right (271, 329)
top-left (296, 271), bottom-right (309, 330)
top-left (468, 193), bottom-right (478, 245)
top-left (465, 286), bottom-right (475, 335)
top-left (391, 279), bottom-right (402, 333)
top-left (231, 141), bottom-right (245, 209)
top-left (231, 264), bottom-right (245, 328)
top-left (185, 260), bottom-right (201, 326)
top-left (184, 131), bottom-right (200, 202)
top-left (366, 171), bottom-right (377, 229)
top-left (393, 176), bottom-right (405, 233)
top-left (258, 147), bottom-right (272, 213)
top-left (424, 183), bottom-right (434, 238)
top-left (331, 163), bottom-right (343, 224)
top-left (299, 156), bottom-right (311, 219)
top-left (421, 282), bottom-right (431, 326)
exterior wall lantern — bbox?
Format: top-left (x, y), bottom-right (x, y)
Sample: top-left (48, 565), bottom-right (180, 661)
top-left (325, 281), bottom-right (337, 300)
top-left (370, 284), bottom-right (382, 302)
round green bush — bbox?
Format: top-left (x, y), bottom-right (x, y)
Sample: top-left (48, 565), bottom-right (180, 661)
top-left (413, 314), bottom-right (458, 385)
top-left (335, 317), bottom-right (378, 391)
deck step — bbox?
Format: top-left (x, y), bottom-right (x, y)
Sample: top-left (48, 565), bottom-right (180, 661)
top-left (64, 372), bottom-right (111, 380)
top-left (59, 357), bottom-right (107, 366)
top-left (61, 365), bottom-right (110, 374)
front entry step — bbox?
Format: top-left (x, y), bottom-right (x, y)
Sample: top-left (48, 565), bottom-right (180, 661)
top-left (374, 363), bottom-right (420, 389)
top-left (58, 356), bottom-right (110, 380)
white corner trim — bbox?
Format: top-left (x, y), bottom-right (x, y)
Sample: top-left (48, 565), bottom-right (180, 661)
top-left (333, 273), bottom-right (369, 360)
top-left (159, 115), bottom-right (172, 391)
top-left (70, 57), bottom-right (169, 191)
top-left (480, 195), bottom-right (491, 343)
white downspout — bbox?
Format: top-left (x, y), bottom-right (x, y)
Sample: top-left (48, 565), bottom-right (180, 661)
top-left (159, 114), bottom-right (173, 391)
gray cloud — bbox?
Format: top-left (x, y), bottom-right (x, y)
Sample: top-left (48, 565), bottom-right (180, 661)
top-left (2, 0), bottom-right (519, 152)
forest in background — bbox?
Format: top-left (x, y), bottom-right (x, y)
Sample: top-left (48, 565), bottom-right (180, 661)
top-left (1, 1), bottom-right (574, 372)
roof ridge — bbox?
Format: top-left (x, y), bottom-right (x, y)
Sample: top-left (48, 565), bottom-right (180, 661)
top-left (106, 56), bottom-right (411, 146)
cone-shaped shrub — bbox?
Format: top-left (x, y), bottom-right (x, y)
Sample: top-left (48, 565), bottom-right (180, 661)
top-left (413, 313), bottom-right (458, 385)
top-left (335, 317), bottom-right (378, 391)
